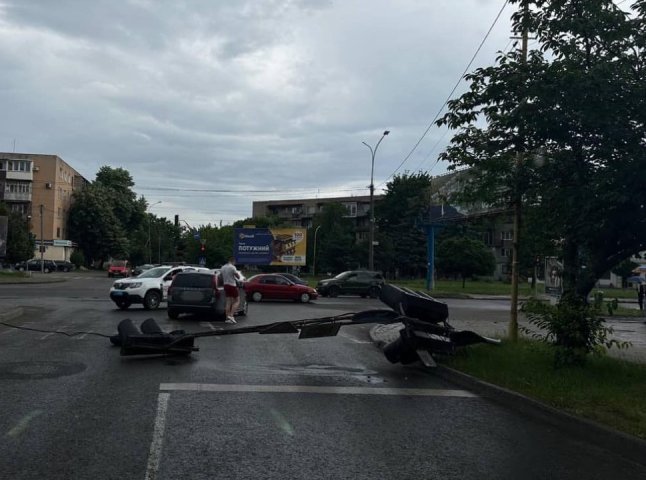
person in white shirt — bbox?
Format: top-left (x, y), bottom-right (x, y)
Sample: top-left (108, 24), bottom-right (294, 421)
top-left (220, 257), bottom-right (241, 324)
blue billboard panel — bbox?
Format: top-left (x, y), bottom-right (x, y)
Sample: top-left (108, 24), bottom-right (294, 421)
top-left (234, 228), bottom-right (274, 265)
top-left (234, 228), bottom-right (307, 266)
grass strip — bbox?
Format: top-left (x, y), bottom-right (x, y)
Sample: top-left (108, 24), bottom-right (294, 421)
top-left (441, 339), bottom-right (646, 440)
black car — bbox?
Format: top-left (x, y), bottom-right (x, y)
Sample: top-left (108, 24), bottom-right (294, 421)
top-left (278, 273), bottom-right (308, 286)
top-left (15, 259), bottom-right (58, 273)
top-left (167, 271), bottom-right (247, 320)
top-left (316, 270), bottom-right (385, 298)
top-left (55, 260), bottom-right (75, 272)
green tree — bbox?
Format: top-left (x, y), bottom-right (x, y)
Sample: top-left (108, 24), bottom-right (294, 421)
top-left (0, 203), bottom-right (35, 263)
top-left (377, 172), bottom-right (432, 277)
top-left (436, 236), bottom-right (496, 287)
top-left (312, 203), bottom-right (358, 274)
top-left (437, 0), bottom-right (646, 302)
top-left (611, 259), bottom-right (640, 288)
top-left (68, 185), bottom-right (130, 266)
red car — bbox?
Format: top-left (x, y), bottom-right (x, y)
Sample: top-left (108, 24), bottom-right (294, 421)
top-left (108, 260), bottom-right (129, 278)
top-left (244, 274), bottom-right (318, 303)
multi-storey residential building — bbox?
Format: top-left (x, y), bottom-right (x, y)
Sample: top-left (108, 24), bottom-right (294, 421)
top-left (252, 195), bottom-right (383, 242)
top-left (0, 152), bottom-right (89, 261)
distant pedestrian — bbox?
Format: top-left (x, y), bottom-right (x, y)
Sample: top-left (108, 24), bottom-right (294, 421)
top-left (220, 256), bottom-right (241, 324)
top-left (638, 283), bottom-right (645, 311)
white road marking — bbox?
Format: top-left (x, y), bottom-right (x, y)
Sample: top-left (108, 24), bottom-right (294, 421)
top-left (0, 328), bottom-right (17, 336)
top-left (76, 333), bottom-right (88, 340)
top-left (6, 410), bottom-right (43, 438)
top-left (159, 383), bottom-right (476, 397)
top-left (199, 322), bottom-right (217, 331)
top-left (144, 392), bottom-right (170, 480)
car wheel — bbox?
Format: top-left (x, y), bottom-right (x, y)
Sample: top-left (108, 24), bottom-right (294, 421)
top-left (328, 286), bottom-right (340, 298)
top-left (64, 268), bottom-right (70, 272)
top-left (43, 267), bottom-right (50, 273)
top-left (18, 267), bottom-right (25, 272)
top-left (368, 286), bottom-right (380, 299)
top-left (143, 290), bottom-right (161, 310)
top-left (299, 293), bottom-right (311, 303)
top-left (251, 291), bottom-right (263, 302)
top-left (168, 308), bottom-right (179, 319)
top-left (116, 300), bottom-right (131, 310)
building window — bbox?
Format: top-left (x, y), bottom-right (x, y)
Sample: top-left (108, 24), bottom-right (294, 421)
top-left (483, 231), bottom-right (493, 246)
top-left (501, 231), bottom-right (513, 241)
top-left (56, 227), bottom-right (61, 238)
top-left (343, 202), bottom-right (357, 217)
top-left (500, 248), bottom-right (510, 257)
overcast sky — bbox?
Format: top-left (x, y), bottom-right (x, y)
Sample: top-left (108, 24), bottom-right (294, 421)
top-left (0, 0), bottom-right (517, 226)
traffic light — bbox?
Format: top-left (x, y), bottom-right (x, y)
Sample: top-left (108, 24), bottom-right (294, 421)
top-left (200, 243), bottom-right (205, 252)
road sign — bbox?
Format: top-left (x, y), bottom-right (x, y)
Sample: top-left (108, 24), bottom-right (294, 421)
top-left (198, 256), bottom-right (206, 266)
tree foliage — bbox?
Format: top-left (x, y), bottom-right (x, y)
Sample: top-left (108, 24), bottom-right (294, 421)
top-left (377, 172), bottom-right (432, 277)
top-left (0, 203), bottom-right (34, 263)
top-left (436, 236), bottom-right (496, 287)
top-left (312, 203), bottom-right (359, 274)
top-left (437, 0), bottom-right (646, 301)
top-left (68, 166), bottom-right (147, 265)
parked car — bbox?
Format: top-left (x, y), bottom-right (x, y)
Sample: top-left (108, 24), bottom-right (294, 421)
top-left (244, 273), bottom-right (318, 303)
top-left (132, 264), bottom-right (155, 276)
top-left (278, 272), bottom-right (308, 286)
top-left (316, 270), bottom-right (385, 298)
top-left (109, 265), bottom-right (209, 310)
top-left (167, 271), bottom-right (247, 320)
top-left (108, 260), bottom-right (129, 278)
top-left (15, 259), bottom-right (58, 273)
top-left (55, 260), bottom-right (75, 272)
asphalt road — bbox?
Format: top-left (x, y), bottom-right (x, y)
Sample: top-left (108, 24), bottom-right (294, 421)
top-left (1, 273), bottom-right (645, 479)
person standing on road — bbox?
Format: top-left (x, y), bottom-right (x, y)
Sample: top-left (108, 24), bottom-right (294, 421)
top-left (637, 283), bottom-right (645, 311)
top-left (221, 256), bottom-right (241, 324)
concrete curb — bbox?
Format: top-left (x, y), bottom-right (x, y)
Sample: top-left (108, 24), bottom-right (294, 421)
top-left (369, 324), bottom-right (646, 468)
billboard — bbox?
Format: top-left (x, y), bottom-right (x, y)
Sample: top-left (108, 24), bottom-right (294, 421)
top-left (234, 228), bottom-right (306, 266)
top-left (0, 216), bottom-right (7, 258)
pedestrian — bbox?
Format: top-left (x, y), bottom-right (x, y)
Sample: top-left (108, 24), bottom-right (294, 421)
top-left (638, 283), bottom-right (645, 311)
top-left (220, 256), bottom-right (241, 324)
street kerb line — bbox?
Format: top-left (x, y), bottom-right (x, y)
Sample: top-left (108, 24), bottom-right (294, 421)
top-left (159, 383), bottom-right (477, 398)
top-left (144, 392), bottom-right (170, 480)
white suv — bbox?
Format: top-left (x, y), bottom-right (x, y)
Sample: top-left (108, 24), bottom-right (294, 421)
top-left (109, 265), bottom-right (209, 310)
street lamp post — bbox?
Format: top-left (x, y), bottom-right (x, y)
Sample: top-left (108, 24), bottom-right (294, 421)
top-left (362, 130), bottom-right (389, 271)
top-left (147, 201), bottom-right (162, 264)
top-left (312, 225), bottom-right (321, 276)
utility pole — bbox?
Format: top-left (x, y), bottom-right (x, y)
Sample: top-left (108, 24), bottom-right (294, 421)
top-left (39, 204), bottom-right (44, 273)
top-left (509, 1), bottom-right (530, 342)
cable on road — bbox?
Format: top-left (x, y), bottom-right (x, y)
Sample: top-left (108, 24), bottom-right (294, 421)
top-left (0, 322), bottom-right (112, 338)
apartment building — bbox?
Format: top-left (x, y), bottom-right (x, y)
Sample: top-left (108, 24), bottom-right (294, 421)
top-left (252, 195), bottom-right (383, 242)
top-left (0, 152), bottom-right (89, 261)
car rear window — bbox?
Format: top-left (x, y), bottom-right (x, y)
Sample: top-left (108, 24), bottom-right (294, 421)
top-left (173, 273), bottom-right (214, 288)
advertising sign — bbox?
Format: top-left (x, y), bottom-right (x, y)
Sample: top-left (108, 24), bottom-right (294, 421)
top-left (234, 228), bottom-right (306, 266)
top-left (0, 216), bottom-right (7, 258)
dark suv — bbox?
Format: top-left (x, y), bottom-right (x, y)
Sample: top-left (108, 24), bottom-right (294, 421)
top-left (316, 270), bottom-right (385, 298)
top-left (167, 271), bottom-right (247, 320)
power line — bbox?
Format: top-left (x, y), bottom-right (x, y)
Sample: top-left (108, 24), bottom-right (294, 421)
top-left (378, 0), bottom-right (510, 187)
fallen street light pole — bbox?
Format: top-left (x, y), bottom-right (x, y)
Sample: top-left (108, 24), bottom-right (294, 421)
top-left (109, 284), bottom-right (500, 364)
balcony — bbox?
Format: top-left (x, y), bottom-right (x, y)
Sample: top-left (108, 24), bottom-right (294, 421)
top-left (6, 170), bottom-right (33, 181)
top-left (3, 191), bottom-right (32, 202)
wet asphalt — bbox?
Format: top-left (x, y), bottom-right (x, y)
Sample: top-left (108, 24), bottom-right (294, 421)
top-left (0, 273), bottom-right (645, 479)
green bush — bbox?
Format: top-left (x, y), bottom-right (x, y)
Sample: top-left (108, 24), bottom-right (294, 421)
top-left (521, 295), bottom-right (629, 367)
top-left (70, 250), bottom-right (85, 268)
